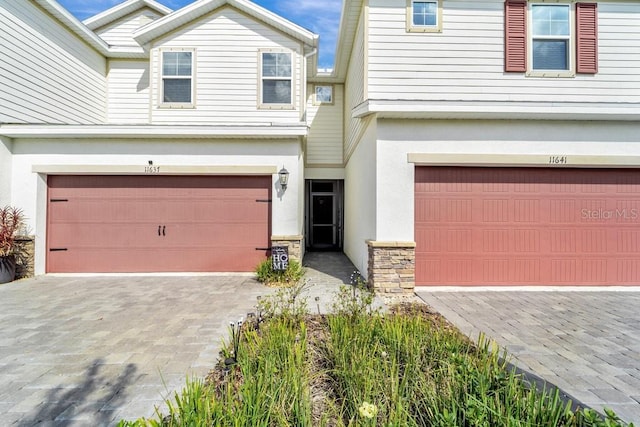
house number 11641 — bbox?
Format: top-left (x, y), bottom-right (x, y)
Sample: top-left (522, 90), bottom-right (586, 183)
top-left (549, 156), bottom-right (568, 165)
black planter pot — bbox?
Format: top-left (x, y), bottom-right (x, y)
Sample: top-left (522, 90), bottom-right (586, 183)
top-left (0, 255), bottom-right (17, 284)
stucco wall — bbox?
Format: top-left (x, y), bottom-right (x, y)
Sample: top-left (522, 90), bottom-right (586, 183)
top-left (344, 119), bottom-right (377, 276)
top-left (376, 119), bottom-right (640, 243)
top-left (10, 138), bottom-right (303, 274)
top-left (0, 137), bottom-right (12, 205)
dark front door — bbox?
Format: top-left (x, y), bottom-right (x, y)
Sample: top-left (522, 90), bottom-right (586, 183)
top-left (307, 180), bottom-right (343, 250)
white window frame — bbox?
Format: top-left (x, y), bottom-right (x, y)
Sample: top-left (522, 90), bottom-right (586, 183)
top-left (406, 0), bottom-right (442, 33)
top-left (527, 1), bottom-right (575, 78)
top-left (258, 49), bottom-right (295, 110)
top-left (313, 85), bottom-right (334, 105)
top-left (159, 48), bottom-right (196, 108)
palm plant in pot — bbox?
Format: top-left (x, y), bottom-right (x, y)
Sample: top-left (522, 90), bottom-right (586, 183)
top-left (0, 206), bottom-right (25, 284)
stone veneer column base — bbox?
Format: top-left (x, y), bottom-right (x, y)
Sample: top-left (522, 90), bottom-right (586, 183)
top-left (14, 236), bottom-right (35, 280)
top-left (367, 241), bottom-right (416, 294)
top-left (271, 235), bottom-right (303, 262)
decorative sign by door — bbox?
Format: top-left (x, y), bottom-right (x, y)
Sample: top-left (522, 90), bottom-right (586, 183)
top-left (272, 246), bottom-right (289, 271)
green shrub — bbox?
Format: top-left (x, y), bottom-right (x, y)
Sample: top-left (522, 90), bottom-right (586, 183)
top-left (255, 257), bottom-right (304, 287)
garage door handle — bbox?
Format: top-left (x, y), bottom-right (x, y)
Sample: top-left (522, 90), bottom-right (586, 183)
top-left (158, 225), bottom-right (161, 236)
top-left (162, 226), bottom-right (166, 236)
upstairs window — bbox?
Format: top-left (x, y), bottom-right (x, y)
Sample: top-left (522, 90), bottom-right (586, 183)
top-left (260, 50), bottom-right (293, 108)
top-left (504, 1), bottom-right (598, 76)
top-left (314, 85), bottom-right (333, 105)
top-left (531, 4), bottom-right (571, 71)
top-left (161, 49), bottom-right (194, 106)
top-left (407, 0), bottom-right (442, 32)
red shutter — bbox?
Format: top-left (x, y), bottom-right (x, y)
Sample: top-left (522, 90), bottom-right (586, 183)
top-left (576, 3), bottom-right (598, 74)
top-left (504, 0), bottom-right (527, 72)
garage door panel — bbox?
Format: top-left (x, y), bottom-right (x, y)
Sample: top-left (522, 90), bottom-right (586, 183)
top-left (513, 259), bottom-right (541, 282)
top-left (550, 200), bottom-right (577, 223)
top-left (169, 222), bottom-right (268, 247)
top-left (550, 230), bottom-right (577, 253)
top-left (47, 175), bottom-right (271, 273)
top-left (415, 167), bottom-right (640, 285)
top-left (618, 231), bottom-right (640, 253)
top-left (617, 260), bottom-right (640, 282)
top-left (444, 259), bottom-right (474, 283)
top-left (49, 223), bottom-right (161, 247)
top-left (50, 200), bottom-right (168, 223)
top-left (483, 199), bottom-right (509, 222)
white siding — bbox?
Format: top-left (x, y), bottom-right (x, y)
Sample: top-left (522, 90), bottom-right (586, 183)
top-left (344, 11), bottom-right (367, 160)
top-left (107, 60), bottom-right (150, 123)
top-left (306, 84), bottom-right (344, 165)
top-left (0, 1), bottom-right (106, 124)
top-left (94, 8), bottom-right (164, 47)
top-left (366, 0), bottom-right (640, 104)
top-left (149, 7), bottom-right (305, 125)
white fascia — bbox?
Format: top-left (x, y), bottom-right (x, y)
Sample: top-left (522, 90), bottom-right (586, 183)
top-left (353, 100), bottom-right (640, 121)
top-left (0, 124), bottom-right (309, 139)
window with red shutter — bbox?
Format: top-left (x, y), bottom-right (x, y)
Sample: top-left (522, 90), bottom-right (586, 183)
top-left (504, 0), bottom-right (527, 72)
top-left (576, 3), bottom-right (598, 74)
top-left (504, 1), bottom-right (599, 76)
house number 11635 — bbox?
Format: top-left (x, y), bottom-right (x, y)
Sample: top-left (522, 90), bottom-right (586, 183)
top-left (549, 156), bottom-right (568, 165)
top-left (145, 166), bottom-right (161, 174)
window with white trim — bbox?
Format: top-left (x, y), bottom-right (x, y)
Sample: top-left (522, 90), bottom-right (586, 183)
top-left (314, 85), bottom-right (333, 105)
top-left (407, 0), bottom-right (442, 32)
top-left (531, 4), bottom-right (571, 71)
top-left (161, 49), bottom-right (194, 106)
top-left (260, 51), bottom-right (293, 107)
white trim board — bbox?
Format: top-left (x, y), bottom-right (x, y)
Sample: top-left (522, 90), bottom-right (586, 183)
top-left (408, 153), bottom-right (640, 168)
top-left (32, 165), bottom-right (279, 175)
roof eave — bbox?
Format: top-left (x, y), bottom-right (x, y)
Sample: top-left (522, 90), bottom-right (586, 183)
top-left (33, 0), bottom-right (110, 55)
top-left (331, 0), bottom-right (363, 81)
top-left (133, 0), bottom-right (318, 49)
top-left (83, 0), bottom-right (172, 30)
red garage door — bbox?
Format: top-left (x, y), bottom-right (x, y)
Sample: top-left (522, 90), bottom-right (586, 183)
top-left (47, 175), bottom-right (271, 273)
top-left (415, 167), bottom-right (640, 285)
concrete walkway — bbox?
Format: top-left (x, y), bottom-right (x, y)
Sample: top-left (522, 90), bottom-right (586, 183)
top-left (417, 290), bottom-right (640, 424)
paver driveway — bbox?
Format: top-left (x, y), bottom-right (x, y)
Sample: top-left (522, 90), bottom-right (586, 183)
top-left (0, 275), bottom-right (270, 426)
top-left (417, 290), bottom-right (640, 424)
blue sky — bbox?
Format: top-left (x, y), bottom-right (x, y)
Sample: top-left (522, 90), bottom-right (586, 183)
top-left (59, 0), bottom-right (341, 69)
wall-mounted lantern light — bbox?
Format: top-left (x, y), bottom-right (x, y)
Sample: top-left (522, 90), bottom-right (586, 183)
top-left (278, 167), bottom-right (289, 189)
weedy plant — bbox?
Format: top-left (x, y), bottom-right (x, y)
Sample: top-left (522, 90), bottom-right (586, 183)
top-left (330, 270), bottom-right (377, 319)
top-left (256, 279), bottom-right (310, 323)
